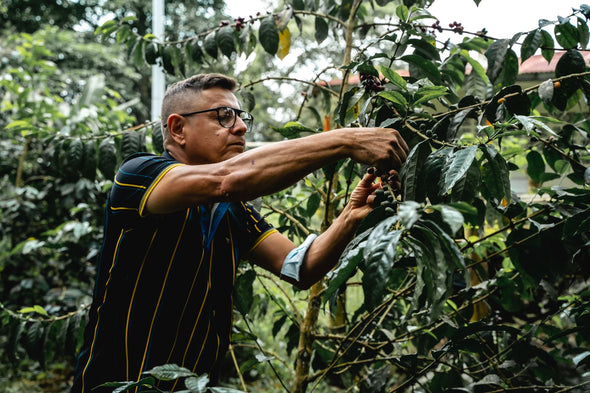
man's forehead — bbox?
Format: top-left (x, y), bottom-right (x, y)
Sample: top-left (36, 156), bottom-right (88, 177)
top-left (185, 88), bottom-right (239, 109)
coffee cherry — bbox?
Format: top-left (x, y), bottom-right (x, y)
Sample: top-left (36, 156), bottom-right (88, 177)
top-left (360, 73), bottom-right (384, 93)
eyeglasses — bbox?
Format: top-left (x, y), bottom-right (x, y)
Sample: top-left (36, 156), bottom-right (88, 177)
top-left (178, 106), bottom-right (253, 130)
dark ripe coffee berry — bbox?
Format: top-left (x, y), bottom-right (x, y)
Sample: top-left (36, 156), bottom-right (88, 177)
top-left (360, 73), bottom-right (384, 93)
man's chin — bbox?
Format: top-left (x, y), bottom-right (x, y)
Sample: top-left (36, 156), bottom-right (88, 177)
top-left (223, 148), bottom-right (245, 160)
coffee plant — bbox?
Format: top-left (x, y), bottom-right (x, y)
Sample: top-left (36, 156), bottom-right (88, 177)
top-left (2, 1), bottom-right (590, 392)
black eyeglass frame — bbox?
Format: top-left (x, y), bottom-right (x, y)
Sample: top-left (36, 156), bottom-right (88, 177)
top-left (177, 106), bottom-right (253, 130)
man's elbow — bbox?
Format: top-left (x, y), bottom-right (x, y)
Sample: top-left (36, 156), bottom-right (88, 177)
top-left (292, 274), bottom-right (321, 290)
top-left (218, 173), bottom-right (249, 201)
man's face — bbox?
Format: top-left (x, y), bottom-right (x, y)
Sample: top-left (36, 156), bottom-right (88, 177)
top-left (180, 87), bottom-right (248, 164)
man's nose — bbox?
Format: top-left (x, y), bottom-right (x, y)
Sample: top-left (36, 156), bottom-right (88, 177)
top-left (231, 117), bottom-right (248, 135)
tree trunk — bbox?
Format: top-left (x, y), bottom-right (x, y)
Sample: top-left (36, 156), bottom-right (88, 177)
top-left (292, 280), bottom-right (324, 393)
top-left (291, 3), bottom-right (361, 392)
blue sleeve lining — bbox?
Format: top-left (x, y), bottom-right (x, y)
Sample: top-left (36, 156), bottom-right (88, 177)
top-left (280, 234), bottom-right (318, 282)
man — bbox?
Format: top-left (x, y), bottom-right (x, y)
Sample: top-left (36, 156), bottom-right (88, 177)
top-left (70, 73), bottom-right (408, 392)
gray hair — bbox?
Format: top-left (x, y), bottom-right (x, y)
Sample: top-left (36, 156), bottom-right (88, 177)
top-left (160, 73), bottom-right (237, 139)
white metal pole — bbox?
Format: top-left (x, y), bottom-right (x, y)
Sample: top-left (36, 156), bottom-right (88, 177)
top-left (151, 0), bottom-right (165, 122)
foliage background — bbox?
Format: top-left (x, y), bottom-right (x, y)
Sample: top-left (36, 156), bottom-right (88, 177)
top-left (1, 0), bottom-right (589, 392)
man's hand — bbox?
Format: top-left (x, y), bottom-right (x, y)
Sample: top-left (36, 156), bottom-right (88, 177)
top-left (340, 127), bottom-right (410, 174)
top-left (347, 167), bottom-right (402, 224)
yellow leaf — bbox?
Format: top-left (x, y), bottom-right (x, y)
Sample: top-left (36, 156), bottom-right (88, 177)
top-left (277, 27), bottom-right (291, 60)
top-left (470, 300), bottom-right (491, 322)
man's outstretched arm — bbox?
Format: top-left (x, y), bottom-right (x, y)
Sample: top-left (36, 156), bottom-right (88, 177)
top-left (145, 127), bottom-right (408, 214)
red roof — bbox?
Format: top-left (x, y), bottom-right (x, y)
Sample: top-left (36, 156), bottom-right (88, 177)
top-left (519, 51), bottom-right (590, 74)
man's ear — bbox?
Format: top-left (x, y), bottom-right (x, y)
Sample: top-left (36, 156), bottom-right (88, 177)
top-left (167, 114), bottom-right (186, 146)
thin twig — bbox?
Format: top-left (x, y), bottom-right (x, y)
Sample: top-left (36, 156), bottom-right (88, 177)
top-left (229, 344), bottom-right (248, 393)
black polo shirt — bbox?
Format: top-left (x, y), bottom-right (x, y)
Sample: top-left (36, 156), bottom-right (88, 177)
top-left (71, 152), bottom-right (276, 393)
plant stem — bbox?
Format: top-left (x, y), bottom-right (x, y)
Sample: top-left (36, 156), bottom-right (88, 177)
top-left (229, 344), bottom-right (248, 392)
top-left (292, 279), bottom-right (325, 393)
top-left (15, 137), bottom-right (30, 189)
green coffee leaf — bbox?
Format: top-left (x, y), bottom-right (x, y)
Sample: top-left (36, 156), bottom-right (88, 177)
top-left (67, 138), bottom-right (84, 169)
top-left (324, 227), bottom-right (373, 304)
top-left (408, 37), bottom-right (440, 61)
top-left (144, 364), bottom-right (196, 381)
top-left (259, 16), bottom-right (279, 55)
top-left (18, 305), bottom-right (48, 317)
top-left (578, 16), bottom-right (589, 49)
top-left (238, 24), bottom-right (257, 56)
top-left (481, 145), bottom-right (511, 204)
top-left (496, 48), bottom-right (519, 88)
top-left (526, 150), bottom-right (545, 184)
top-left (396, 4), bottom-right (409, 21)
top-left (185, 40), bottom-right (204, 66)
top-left (144, 41), bottom-right (159, 65)
top-left (185, 375), bottom-right (211, 392)
top-left (555, 21), bottom-right (580, 49)
top-left (240, 90), bottom-right (256, 112)
top-left (397, 201), bottom-right (421, 229)
top-left (339, 0), bottom-right (354, 19)
top-left (450, 162), bottom-right (481, 204)
top-left (540, 30), bottom-right (555, 63)
top-left (204, 31), bottom-right (218, 58)
top-left (271, 121), bottom-right (316, 139)
top-left (413, 85), bottom-right (448, 107)
top-left (362, 226), bottom-right (403, 309)
top-left (161, 45), bottom-right (175, 75)
top-left (151, 125), bottom-right (164, 154)
top-left (400, 140), bottom-right (431, 202)
top-left (563, 208), bottom-right (590, 237)
top-left (217, 25), bottom-right (235, 58)
top-left (82, 140), bottom-right (97, 180)
top-left (97, 377), bottom-right (157, 392)
top-left (521, 29), bottom-right (543, 63)
top-left (378, 90), bottom-right (408, 116)
top-left (401, 54), bottom-right (442, 84)
top-left (443, 145), bottom-right (478, 195)
top-left (234, 269), bottom-right (256, 315)
top-left (380, 65), bottom-right (407, 89)
top-left (121, 130), bottom-right (142, 160)
top-left (423, 147), bottom-right (453, 204)
top-left (555, 49), bottom-right (586, 77)
top-left (315, 16), bottom-right (329, 44)
top-left (485, 39), bottom-right (509, 83)
top-left (460, 50), bottom-right (489, 85)
top-left (408, 226), bottom-right (449, 320)
top-left (514, 115), bottom-right (557, 136)
top-left (169, 44), bottom-right (185, 77)
top-left (98, 139), bottom-right (117, 180)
